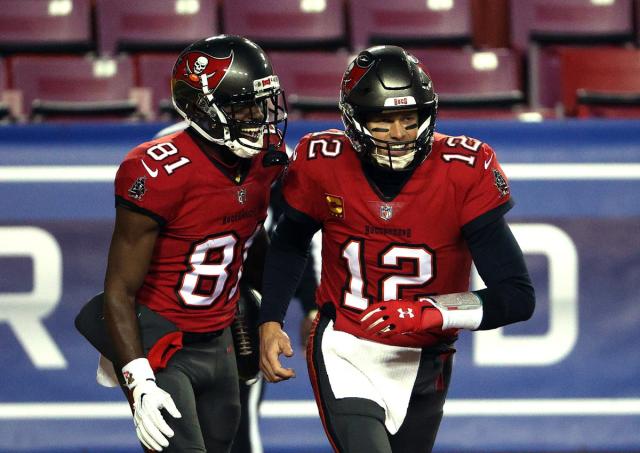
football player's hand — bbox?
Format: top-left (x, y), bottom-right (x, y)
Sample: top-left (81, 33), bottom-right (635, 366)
top-left (360, 299), bottom-right (443, 338)
top-left (123, 358), bottom-right (182, 451)
top-left (259, 321), bottom-right (295, 383)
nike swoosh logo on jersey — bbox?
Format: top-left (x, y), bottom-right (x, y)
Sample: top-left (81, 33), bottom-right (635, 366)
top-left (141, 159), bottom-right (158, 177)
top-left (484, 154), bottom-right (494, 170)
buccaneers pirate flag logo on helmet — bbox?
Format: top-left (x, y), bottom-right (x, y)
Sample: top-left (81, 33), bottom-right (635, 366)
top-left (341, 52), bottom-right (374, 96)
top-left (173, 51), bottom-right (234, 95)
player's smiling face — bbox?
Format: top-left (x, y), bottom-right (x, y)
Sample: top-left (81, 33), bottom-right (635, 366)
top-left (365, 109), bottom-right (419, 169)
top-left (223, 101), bottom-right (265, 143)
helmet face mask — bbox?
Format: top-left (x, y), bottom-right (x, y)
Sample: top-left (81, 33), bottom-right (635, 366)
top-left (339, 46), bottom-right (437, 171)
top-left (364, 108), bottom-right (433, 170)
top-left (172, 35), bottom-right (287, 159)
top-left (223, 94), bottom-right (287, 156)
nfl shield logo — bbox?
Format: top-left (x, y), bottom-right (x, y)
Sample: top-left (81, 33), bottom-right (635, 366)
top-left (380, 204), bottom-right (393, 221)
top-left (237, 187), bottom-right (247, 204)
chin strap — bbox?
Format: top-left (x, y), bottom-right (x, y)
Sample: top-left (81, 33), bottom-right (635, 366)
top-left (371, 148), bottom-right (417, 169)
top-left (224, 138), bottom-right (263, 158)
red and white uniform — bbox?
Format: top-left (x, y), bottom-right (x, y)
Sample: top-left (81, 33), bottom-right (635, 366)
top-left (284, 130), bottom-right (511, 348)
top-left (114, 130), bottom-right (283, 332)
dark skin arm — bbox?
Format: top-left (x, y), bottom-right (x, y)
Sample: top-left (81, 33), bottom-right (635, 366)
top-left (103, 206), bottom-right (159, 367)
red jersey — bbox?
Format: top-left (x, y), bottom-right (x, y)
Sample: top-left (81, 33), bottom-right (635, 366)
top-left (114, 130), bottom-right (283, 332)
top-left (283, 130), bottom-right (512, 347)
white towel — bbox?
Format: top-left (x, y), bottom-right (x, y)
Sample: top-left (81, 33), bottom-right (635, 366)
top-left (96, 354), bottom-right (119, 388)
top-left (321, 321), bottom-right (422, 434)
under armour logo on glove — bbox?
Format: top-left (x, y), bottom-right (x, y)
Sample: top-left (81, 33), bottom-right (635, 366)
top-left (397, 308), bottom-right (414, 319)
top-left (360, 299), bottom-right (444, 338)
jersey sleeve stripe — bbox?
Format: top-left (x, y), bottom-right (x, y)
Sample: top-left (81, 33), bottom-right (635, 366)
top-left (115, 196), bottom-right (168, 227)
top-left (460, 198), bottom-right (514, 237)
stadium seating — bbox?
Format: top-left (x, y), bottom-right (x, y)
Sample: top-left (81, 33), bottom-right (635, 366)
top-left (637, 0), bottom-right (640, 45)
top-left (511, 0), bottom-right (634, 51)
top-left (510, 0), bottom-right (635, 109)
top-left (95, 0), bottom-right (217, 55)
top-left (222, 0), bottom-right (346, 49)
top-left (409, 48), bottom-right (525, 118)
top-left (9, 55), bottom-right (151, 121)
top-left (135, 53), bottom-right (180, 118)
top-left (470, 0), bottom-right (510, 48)
top-left (0, 0), bottom-right (93, 53)
top-left (349, 0), bottom-right (472, 50)
top-left (0, 59), bottom-right (11, 121)
top-left (559, 47), bottom-right (640, 118)
top-left (269, 51), bottom-right (352, 119)
top-left (0, 0), bottom-right (637, 121)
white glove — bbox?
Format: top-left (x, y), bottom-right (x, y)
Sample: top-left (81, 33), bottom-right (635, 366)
top-left (122, 358), bottom-right (182, 451)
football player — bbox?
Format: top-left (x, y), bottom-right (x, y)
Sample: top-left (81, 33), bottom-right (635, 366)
top-left (101, 35), bottom-right (287, 452)
top-left (148, 122), bottom-right (319, 453)
top-left (258, 46), bottom-right (536, 453)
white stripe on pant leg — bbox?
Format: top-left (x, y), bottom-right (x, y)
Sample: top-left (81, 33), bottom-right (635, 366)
top-left (248, 376), bottom-right (264, 453)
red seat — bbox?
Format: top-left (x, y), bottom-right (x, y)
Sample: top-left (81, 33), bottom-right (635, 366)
top-left (349, 0), bottom-right (472, 50)
top-left (559, 47), bottom-right (640, 118)
top-left (222, 0), bottom-right (346, 49)
top-left (575, 103), bottom-right (640, 119)
top-left (269, 51), bottom-right (352, 118)
top-left (436, 108), bottom-right (553, 121)
top-left (511, 0), bottom-right (634, 51)
top-left (9, 55), bottom-right (150, 121)
top-left (409, 48), bottom-right (524, 115)
top-left (135, 53), bottom-right (180, 118)
top-left (0, 0), bottom-right (93, 53)
top-left (510, 0), bottom-right (634, 109)
top-left (95, 0), bottom-right (217, 55)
